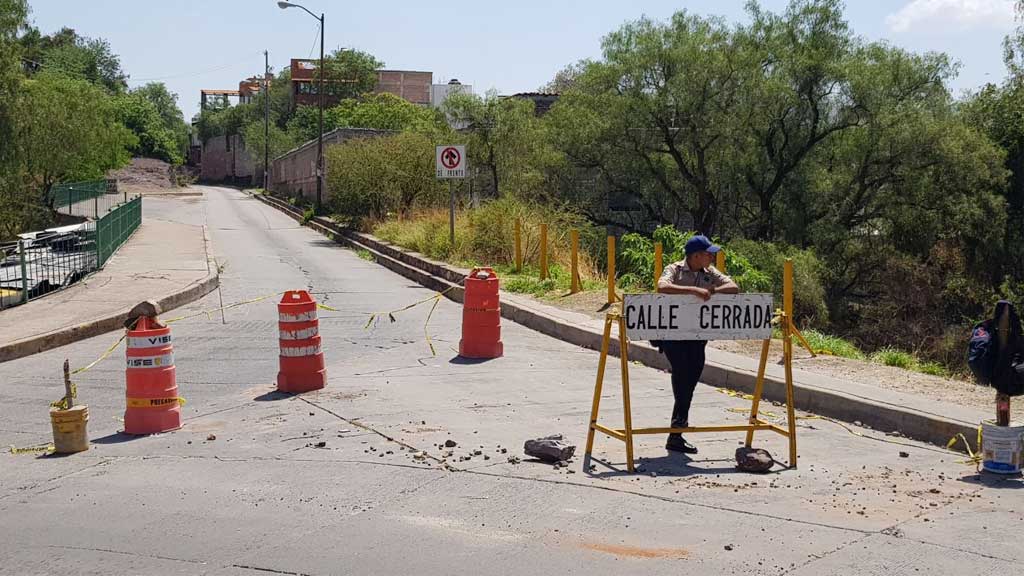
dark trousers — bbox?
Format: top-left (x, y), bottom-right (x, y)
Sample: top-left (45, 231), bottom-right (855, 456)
top-left (660, 341), bottom-right (708, 431)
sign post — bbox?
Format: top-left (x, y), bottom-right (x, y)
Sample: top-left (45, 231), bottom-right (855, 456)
top-left (436, 145), bottom-right (467, 247)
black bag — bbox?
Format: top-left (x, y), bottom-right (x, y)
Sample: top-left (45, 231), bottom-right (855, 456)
top-left (967, 320), bottom-right (995, 385)
top-left (989, 301), bottom-right (1024, 397)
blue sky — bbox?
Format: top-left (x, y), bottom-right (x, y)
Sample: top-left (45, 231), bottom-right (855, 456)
top-left (24, 0), bottom-right (1019, 120)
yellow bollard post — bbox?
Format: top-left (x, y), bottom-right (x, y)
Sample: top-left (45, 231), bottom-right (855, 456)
top-left (570, 230), bottom-right (580, 294)
top-left (539, 223), bottom-right (549, 281)
top-left (654, 242), bottom-right (663, 290)
top-left (783, 258), bottom-right (797, 467)
top-left (515, 219), bottom-right (522, 273)
top-left (607, 235), bottom-right (616, 304)
top-left (716, 250), bottom-right (726, 273)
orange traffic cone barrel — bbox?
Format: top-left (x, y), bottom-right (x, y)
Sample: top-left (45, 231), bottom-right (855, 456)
top-left (277, 290), bottom-right (326, 393)
top-left (459, 267), bottom-right (503, 359)
top-left (124, 316), bottom-right (181, 434)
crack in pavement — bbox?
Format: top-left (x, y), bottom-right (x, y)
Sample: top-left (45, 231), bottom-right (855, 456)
top-left (231, 563), bottom-right (314, 575)
top-left (42, 544), bottom-right (210, 566)
top-left (0, 459), bottom-right (114, 503)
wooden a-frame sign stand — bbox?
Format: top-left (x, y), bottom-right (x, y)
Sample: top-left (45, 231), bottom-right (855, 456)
top-left (584, 261), bottom-right (799, 473)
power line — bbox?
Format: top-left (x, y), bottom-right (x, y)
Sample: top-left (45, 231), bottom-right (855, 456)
top-left (307, 22), bottom-right (321, 60)
top-left (127, 51), bottom-right (265, 83)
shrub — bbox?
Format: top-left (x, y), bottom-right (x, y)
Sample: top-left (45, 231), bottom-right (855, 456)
top-left (916, 361), bottom-right (949, 377)
top-left (871, 347), bottom-right (916, 369)
top-left (326, 131), bottom-right (447, 226)
top-left (374, 197), bottom-right (602, 276)
top-left (727, 239), bottom-right (829, 325)
top-left (801, 330), bottom-right (864, 359)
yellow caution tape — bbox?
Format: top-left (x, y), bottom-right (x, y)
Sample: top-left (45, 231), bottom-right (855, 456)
top-left (163, 292), bottom-right (285, 324)
top-left (717, 389), bottom-right (755, 401)
top-left (946, 426), bottom-right (983, 466)
top-left (316, 302), bottom-right (341, 312)
top-left (362, 287), bottom-right (455, 356)
top-left (50, 381), bottom-right (79, 410)
top-left (126, 397), bottom-right (186, 409)
top-left (9, 443), bottom-right (55, 455)
top-left (71, 332), bottom-right (128, 376)
top-left (727, 407), bottom-right (779, 419)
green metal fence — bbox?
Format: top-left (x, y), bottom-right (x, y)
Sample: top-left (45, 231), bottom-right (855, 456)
top-left (96, 195), bottom-right (141, 266)
top-left (51, 180), bottom-right (108, 209)
top-left (1, 190), bottom-right (141, 310)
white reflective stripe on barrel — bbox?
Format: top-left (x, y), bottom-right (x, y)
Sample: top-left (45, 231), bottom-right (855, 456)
top-left (126, 353), bottom-right (175, 369)
top-left (279, 310), bottom-right (318, 323)
top-left (280, 325), bottom-right (319, 340)
top-left (127, 334), bottom-right (173, 349)
top-left (280, 343), bottom-right (322, 357)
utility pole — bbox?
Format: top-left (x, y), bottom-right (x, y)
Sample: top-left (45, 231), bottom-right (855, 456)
top-left (264, 50), bottom-right (270, 192)
top-left (316, 11), bottom-right (324, 214)
top-left (277, 2), bottom-right (325, 213)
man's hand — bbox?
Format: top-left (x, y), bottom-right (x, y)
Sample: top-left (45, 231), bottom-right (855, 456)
top-left (691, 287), bottom-right (712, 301)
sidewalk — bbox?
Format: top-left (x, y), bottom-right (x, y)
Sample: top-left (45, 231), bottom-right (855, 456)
top-left (0, 217), bottom-right (218, 362)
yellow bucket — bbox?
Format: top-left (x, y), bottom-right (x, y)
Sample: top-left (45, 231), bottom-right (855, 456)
top-left (50, 405), bottom-right (89, 454)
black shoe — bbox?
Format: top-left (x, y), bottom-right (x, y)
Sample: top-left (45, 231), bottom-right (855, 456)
top-left (666, 435), bottom-right (698, 454)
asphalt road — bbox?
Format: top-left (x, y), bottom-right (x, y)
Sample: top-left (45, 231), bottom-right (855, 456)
top-left (1, 187), bottom-right (1021, 576)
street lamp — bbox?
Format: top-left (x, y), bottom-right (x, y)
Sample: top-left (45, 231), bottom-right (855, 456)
top-left (278, 1), bottom-right (325, 214)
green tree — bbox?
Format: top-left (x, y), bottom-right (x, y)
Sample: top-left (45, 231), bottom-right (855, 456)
top-left (0, 0), bottom-right (27, 164)
top-left (327, 92), bottom-right (444, 133)
top-left (242, 120), bottom-right (297, 179)
top-left (444, 91), bottom-right (549, 199)
top-left (326, 131), bottom-right (445, 222)
top-left (114, 91), bottom-right (183, 164)
top-left (19, 26), bottom-right (126, 93)
top-left (15, 73), bottom-right (135, 201)
top-left (0, 0), bottom-right (29, 239)
top-left (321, 48), bottom-right (383, 100)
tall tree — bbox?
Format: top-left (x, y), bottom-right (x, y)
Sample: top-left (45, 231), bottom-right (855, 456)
top-left (19, 26), bottom-right (127, 93)
top-left (15, 73), bottom-right (135, 200)
top-left (444, 91), bottom-right (548, 199)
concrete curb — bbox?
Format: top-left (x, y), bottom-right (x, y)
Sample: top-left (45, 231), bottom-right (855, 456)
top-left (255, 192), bottom-right (979, 451)
top-left (0, 224), bottom-right (221, 364)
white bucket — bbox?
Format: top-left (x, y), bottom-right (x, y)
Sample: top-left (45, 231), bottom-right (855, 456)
top-left (981, 420), bottom-right (1024, 475)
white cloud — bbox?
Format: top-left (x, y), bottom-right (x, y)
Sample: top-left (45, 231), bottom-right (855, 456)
top-left (885, 0), bottom-right (1015, 33)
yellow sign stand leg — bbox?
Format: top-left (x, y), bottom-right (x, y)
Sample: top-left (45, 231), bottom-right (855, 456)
top-left (585, 260), bottom-right (800, 473)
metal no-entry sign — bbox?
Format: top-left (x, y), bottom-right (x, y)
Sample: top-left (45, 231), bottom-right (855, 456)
top-left (436, 145), bottom-right (467, 179)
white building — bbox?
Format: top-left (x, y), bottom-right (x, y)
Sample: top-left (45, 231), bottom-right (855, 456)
top-left (430, 79), bottom-right (473, 109)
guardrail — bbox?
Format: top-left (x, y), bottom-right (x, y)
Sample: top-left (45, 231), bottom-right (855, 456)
top-left (0, 195), bottom-right (142, 310)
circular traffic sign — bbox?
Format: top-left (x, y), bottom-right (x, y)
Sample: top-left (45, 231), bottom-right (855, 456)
top-left (441, 147), bottom-right (461, 169)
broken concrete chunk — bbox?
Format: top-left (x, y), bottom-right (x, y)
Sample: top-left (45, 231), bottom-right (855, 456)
top-left (735, 447), bottom-right (774, 473)
top-left (524, 434), bottom-right (576, 463)
top-left (124, 300), bottom-right (163, 328)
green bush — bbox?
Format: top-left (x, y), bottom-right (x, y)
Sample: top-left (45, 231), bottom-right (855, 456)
top-left (801, 330), bottom-right (864, 359)
top-left (374, 197), bottom-right (602, 276)
top-left (302, 208), bottom-right (315, 224)
top-left (326, 131), bottom-right (447, 226)
top-left (355, 249), bottom-right (374, 262)
top-left (916, 361), bottom-right (949, 377)
top-left (871, 347), bottom-right (916, 369)
top-left (727, 239), bottom-right (829, 325)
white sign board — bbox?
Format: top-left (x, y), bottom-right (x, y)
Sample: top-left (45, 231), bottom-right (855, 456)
top-left (436, 145), bottom-right (467, 179)
top-left (623, 293), bottom-right (774, 341)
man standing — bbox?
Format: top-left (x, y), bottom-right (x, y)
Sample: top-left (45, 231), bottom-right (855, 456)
top-left (656, 234), bottom-right (739, 454)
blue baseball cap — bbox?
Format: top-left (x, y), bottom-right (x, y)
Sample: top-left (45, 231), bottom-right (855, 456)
top-left (684, 234), bottom-right (721, 255)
